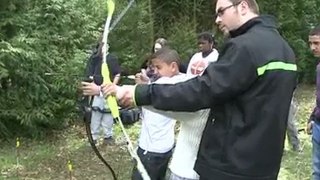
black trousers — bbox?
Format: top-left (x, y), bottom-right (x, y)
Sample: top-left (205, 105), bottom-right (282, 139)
top-left (131, 147), bottom-right (172, 180)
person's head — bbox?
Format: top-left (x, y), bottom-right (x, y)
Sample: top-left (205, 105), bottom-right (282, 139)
top-left (309, 26), bottom-right (320, 57)
top-left (215, 0), bottom-right (259, 35)
top-left (197, 32), bottom-right (215, 52)
top-left (96, 42), bottom-right (109, 57)
top-left (153, 38), bottom-right (168, 53)
top-left (95, 33), bottom-right (109, 57)
top-left (150, 48), bottom-right (181, 78)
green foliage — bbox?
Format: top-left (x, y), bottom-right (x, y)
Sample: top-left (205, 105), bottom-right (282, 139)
top-left (0, 0), bottom-right (105, 138)
top-left (0, 0), bottom-right (155, 138)
top-left (166, 17), bottom-right (198, 62)
top-left (109, 0), bottom-right (153, 74)
top-left (258, 0), bottom-right (320, 83)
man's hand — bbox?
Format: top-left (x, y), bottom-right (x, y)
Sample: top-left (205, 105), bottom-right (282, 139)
top-left (135, 69), bottom-right (149, 84)
top-left (101, 83), bottom-right (118, 97)
top-left (135, 73), bottom-right (149, 84)
top-left (306, 121), bottom-right (314, 135)
top-left (101, 84), bottom-right (136, 108)
top-left (81, 82), bottom-right (100, 96)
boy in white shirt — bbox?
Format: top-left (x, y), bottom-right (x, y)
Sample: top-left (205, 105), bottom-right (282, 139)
top-left (131, 48), bottom-right (181, 180)
top-left (136, 33), bottom-right (218, 180)
top-left (105, 44), bottom-right (218, 180)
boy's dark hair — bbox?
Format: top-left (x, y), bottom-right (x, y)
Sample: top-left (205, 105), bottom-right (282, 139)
top-left (310, 26), bottom-right (320, 36)
top-left (150, 47), bottom-right (181, 66)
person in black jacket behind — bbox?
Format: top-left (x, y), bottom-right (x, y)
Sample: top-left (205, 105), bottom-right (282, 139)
top-left (83, 0), bottom-right (298, 179)
top-left (85, 41), bottom-right (121, 145)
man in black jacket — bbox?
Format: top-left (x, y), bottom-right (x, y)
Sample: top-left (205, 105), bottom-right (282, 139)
top-left (83, 42), bottom-right (121, 145)
top-left (84, 0), bottom-right (297, 179)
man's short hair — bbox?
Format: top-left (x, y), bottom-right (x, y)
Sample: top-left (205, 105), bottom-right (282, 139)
top-left (310, 26), bottom-right (320, 36)
top-left (150, 48), bottom-right (181, 66)
top-left (229, 0), bottom-right (260, 14)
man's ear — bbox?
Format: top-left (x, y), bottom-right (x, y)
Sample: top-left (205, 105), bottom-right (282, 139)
top-left (238, 0), bottom-right (250, 15)
top-left (171, 62), bottom-right (179, 71)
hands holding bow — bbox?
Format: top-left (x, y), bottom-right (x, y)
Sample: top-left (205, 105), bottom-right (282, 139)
top-left (80, 71), bottom-right (149, 108)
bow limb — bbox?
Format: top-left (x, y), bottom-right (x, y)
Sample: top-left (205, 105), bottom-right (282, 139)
top-left (81, 1), bottom-right (118, 180)
top-left (83, 103), bottom-right (117, 180)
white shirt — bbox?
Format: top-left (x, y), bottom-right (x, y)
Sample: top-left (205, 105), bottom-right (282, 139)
top-left (144, 74), bottom-right (209, 179)
top-left (138, 108), bottom-right (176, 153)
top-left (138, 78), bottom-right (177, 153)
top-left (187, 49), bottom-right (219, 76)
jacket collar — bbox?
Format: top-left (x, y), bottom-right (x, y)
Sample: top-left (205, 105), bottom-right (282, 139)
top-left (229, 15), bottom-right (276, 38)
top-left (229, 16), bottom-right (261, 38)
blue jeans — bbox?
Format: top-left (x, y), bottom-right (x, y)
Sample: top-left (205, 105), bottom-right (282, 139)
top-left (90, 110), bottom-right (113, 140)
top-left (313, 121), bottom-right (320, 180)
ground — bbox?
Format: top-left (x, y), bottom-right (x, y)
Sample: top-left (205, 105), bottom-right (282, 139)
top-left (0, 84), bottom-right (316, 180)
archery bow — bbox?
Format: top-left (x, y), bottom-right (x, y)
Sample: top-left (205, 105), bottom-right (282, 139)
top-left (81, 76), bottom-right (117, 179)
top-left (101, 0), bottom-right (150, 179)
top-left (81, 1), bottom-right (119, 177)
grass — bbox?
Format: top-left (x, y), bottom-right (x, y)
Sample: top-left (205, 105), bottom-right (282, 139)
top-left (278, 84), bottom-right (314, 180)
top-left (0, 84), bottom-right (316, 180)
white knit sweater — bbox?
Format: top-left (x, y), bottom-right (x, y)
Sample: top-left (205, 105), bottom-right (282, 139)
top-left (145, 74), bottom-right (210, 179)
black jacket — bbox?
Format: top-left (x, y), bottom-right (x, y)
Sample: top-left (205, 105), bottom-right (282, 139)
top-left (135, 15), bottom-right (297, 180)
top-left (85, 53), bottom-right (121, 85)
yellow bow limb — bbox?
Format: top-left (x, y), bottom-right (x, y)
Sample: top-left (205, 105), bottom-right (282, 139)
top-left (101, 0), bottom-right (119, 118)
top-left (101, 63), bottom-right (120, 118)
